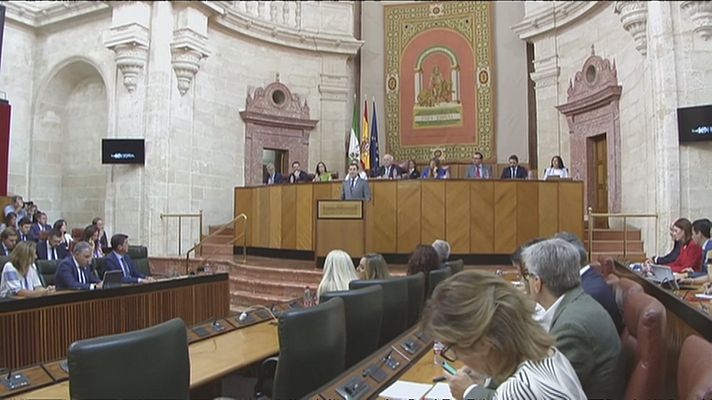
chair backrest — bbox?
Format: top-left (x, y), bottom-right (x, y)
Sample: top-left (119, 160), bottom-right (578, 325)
top-left (68, 318), bottom-right (189, 399)
top-left (621, 291), bottom-right (667, 400)
top-left (350, 277), bottom-right (409, 346)
top-left (273, 297), bottom-right (346, 400)
top-left (678, 335), bottom-right (712, 400)
top-left (428, 267), bottom-right (452, 297)
top-left (443, 259), bottom-right (464, 275)
top-left (35, 259), bottom-right (61, 287)
top-left (403, 273), bottom-right (425, 327)
top-left (599, 256), bottom-right (616, 277)
top-left (93, 257), bottom-right (107, 280)
top-left (611, 277), bottom-right (644, 316)
top-left (127, 245), bottom-right (148, 260)
top-left (320, 285), bottom-right (383, 368)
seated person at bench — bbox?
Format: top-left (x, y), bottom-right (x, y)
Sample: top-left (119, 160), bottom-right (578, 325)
top-left (36, 229), bottom-right (69, 261)
top-left (0, 241), bottom-right (53, 298)
top-left (55, 241), bottom-right (102, 290)
top-left (104, 234), bottom-right (153, 284)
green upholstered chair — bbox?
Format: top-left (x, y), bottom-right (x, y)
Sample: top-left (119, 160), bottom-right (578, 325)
top-left (403, 272), bottom-right (425, 327)
top-left (443, 259), bottom-right (464, 275)
top-left (350, 276), bottom-right (409, 346)
top-left (35, 259), bottom-right (61, 287)
top-left (127, 245), bottom-right (151, 276)
top-left (428, 266), bottom-right (452, 297)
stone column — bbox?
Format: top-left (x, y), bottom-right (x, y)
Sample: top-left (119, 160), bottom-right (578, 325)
top-left (316, 56), bottom-right (350, 175)
top-left (530, 39), bottom-right (562, 175)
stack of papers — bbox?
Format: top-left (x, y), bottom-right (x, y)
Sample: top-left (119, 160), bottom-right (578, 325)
top-left (379, 381), bottom-right (453, 400)
top-left (695, 293), bottom-right (712, 300)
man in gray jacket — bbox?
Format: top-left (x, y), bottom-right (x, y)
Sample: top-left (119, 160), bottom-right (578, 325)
top-left (341, 162), bottom-right (371, 201)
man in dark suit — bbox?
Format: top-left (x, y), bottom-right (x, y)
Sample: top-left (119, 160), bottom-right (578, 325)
top-left (500, 154), bottom-right (528, 179)
top-left (464, 152), bottom-right (492, 179)
top-left (263, 162), bottom-right (283, 185)
top-left (372, 154), bottom-right (402, 179)
top-left (341, 162), bottom-right (371, 201)
top-left (0, 228), bottom-right (18, 256)
top-left (287, 161), bottom-right (309, 183)
top-left (17, 218), bottom-right (32, 242)
top-left (54, 241), bottom-right (102, 290)
top-left (523, 239), bottom-right (624, 400)
top-left (36, 230), bottom-right (69, 261)
top-left (28, 211), bottom-right (52, 242)
top-left (103, 234), bottom-right (152, 284)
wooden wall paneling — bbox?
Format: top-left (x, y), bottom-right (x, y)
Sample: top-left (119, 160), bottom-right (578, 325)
top-left (445, 181), bottom-right (470, 253)
top-left (234, 188), bottom-right (253, 246)
top-left (420, 181), bottom-right (446, 245)
top-left (295, 185), bottom-right (314, 250)
top-left (470, 181), bottom-right (494, 253)
top-left (494, 182), bottom-right (517, 254)
top-left (281, 185), bottom-right (297, 249)
top-left (330, 182), bottom-right (342, 199)
top-left (369, 181), bottom-right (397, 254)
top-left (313, 183), bottom-right (334, 250)
top-left (538, 182), bottom-right (559, 238)
top-left (268, 187), bottom-right (282, 248)
top-left (558, 182), bottom-right (585, 239)
top-left (516, 182), bottom-right (539, 246)
top-left (251, 189), bottom-right (264, 248)
top-left (397, 181), bottom-right (422, 253)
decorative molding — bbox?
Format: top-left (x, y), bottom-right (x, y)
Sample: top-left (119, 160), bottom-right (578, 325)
top-left (680, 1), bottom-right (712, 40)
top-left (318, 74), bottom-right (349, 102)
top-left (170, 28), bottom-right (211, 96)
top-left (614, 1), bottom-right (648, 56)
top-left (103, 23), bottom-right (150, 93)
top-left (512, 2), bottom-right (606, 40)
top-left (3, 1), bottom-right (110, 28)
top-left (530, 55), bottom-right (560, 90)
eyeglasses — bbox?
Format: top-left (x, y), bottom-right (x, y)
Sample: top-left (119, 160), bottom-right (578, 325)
top-left (440, 344), bottom-right (457, 362)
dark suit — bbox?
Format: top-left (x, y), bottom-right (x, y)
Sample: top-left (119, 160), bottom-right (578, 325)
top-left (287, 170), bottom-right (310, 183)
top-left (0, 244), bottom-right (10, 256)
top-left (655, 240), bottom-right (680, 264)
top-left (103, 252), bottom-right (144, 284)
top-left (581, 266), bottom-right (623, 333)
top-left (36, 240), bottom-right (69, 261)
top-left (28, 223), bottom-right (52, 242)
top-left (264, 172), bottom-right (283, 185)
top-left (340, 177), bottom-right (371, 201)
top-left (500, 165), bottom-right (528, 179)
top-left (99, 231), bottom-right (109, 250)
top-left (17, 232), bottom-right (30, 242)
top-left (550, 286), bottom-right (624, 400)
top-left (55, 257), bottom-right (101, 290)
top-left (373, 164), bottom-right (402, 179)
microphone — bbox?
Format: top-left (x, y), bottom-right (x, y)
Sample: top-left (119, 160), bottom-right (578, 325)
top-left (238, 305), bottom-right (278, 322)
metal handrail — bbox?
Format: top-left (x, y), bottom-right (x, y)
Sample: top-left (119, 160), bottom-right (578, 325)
top-left (587, 207), bottom-right (658, 262)
top-left (160, 210), bottom-right (203, 255)
top-left (185, 213), bottom-right (248, 274)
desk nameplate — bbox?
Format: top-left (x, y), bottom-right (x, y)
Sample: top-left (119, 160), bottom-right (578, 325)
top-left (317, 200), bottom-right (363, 220)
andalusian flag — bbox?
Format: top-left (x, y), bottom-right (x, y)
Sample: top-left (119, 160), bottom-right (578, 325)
top-left (348, 95), bottom-right (360, 164)
top-left (361, 98), bottom-right (370, 170)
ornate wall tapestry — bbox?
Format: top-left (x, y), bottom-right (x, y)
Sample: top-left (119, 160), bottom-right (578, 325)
top-left (384, 2), bottom-right (494, 163)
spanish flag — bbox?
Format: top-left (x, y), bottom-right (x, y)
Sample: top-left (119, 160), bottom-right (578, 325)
top-left (361, 98), bottom-right (370, 170)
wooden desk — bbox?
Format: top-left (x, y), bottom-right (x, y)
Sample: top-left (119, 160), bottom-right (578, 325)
top-left (0, 274), bottom-right (230, 369)
top-left (12, 321), bottom-right (279, 400)
top-left (235, 179), bottom-right (584, 257)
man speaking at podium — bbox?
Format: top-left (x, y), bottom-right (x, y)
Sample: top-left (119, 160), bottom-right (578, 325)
top-left (341, 161), bottom-right (371, 201)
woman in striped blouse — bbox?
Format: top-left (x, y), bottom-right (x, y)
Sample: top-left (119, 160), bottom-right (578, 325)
top-left (422, 270), bottom-right (585, 400)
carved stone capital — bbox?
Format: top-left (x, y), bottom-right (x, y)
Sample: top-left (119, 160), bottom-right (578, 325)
top-left (170, 28), bottom-right (211, 96)
top-left (680, 1), bottom-right (712, 40)
top-left (614, 1), bottom-right (648, 56)
top-left (104, 23), bottom-right (150, 93)
top-left (530, 55), bottom-right (560, 90)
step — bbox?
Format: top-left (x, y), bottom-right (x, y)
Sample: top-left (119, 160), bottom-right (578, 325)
top-left (199, 243), bottom-right (234, 256)
top-left (231, 264), bottom-right (323, 284)
top-left (584, 230), bottom-right (641, 241)
top-left (209, 225), bottom-right (235, 235)
top-left (582, 240), bottom-right (644, 252)
top-left (230, 290), bottom-right (296, 307)
top-left (201, 234), bottom-right (235, 245)
top-left (230, 276), bottom-right (318, 299)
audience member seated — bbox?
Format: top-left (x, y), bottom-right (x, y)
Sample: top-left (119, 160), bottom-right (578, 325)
top-left (0, 228), bottom-right (18, 256)
top-left (0, 212), bottom-right (17, 232)
top-left (316, 249), bottom-right (359, 299)
top-left (81, 225), bottom-right (104, 259)
top-left (464, 152), bottom-right (491, 179)
top-left (555, 231), bottom-right (623, 333)
top-left (421, 158), bottom-right (448, 179)
top-left (36, 230), bottom-right (69, 261)
top-left (312, 161), bottom-right (332, 182)
top-left (407, 244), bottom-right (441, 296)
top-left (543, 155), bottom-right (569, 179)
top-left (25, 201), bottom-right (38, 222)
top-left (646, 222), bottom-right (681, 265)
top-left (356, 253), bottom-right (390, 280)
top-left (511, 238), bottom-right (545, 280)
top-left (287, 161), bottom-right (309, 183)
top-left (92, 217), bottom-right (109, 250)
top-left (53, 219), bottom-right (74, 248)
top-left (17, 218), bottom-right (32, 242)
top-left (500, 154), bottom-right (528, 180)
top-left (522, 238), bottom-right (624, 399)
top-left (432, 239), bottom-right (451, 266)
top-left (55, 241), bottom-right (102, 290)
top-left (103, 234), bottom-right (153, 284)
top-left (3, 195), bottom-right (27, 221)
top-left (404, 159), bottom-right (420, 179)
top-left (652, 218), bottom-right (702, 273)
top-left (373, 154), bottom-right (403, 179)
top-left (29, 211), bottom-right (52, 242)
top-left (0, 241), bottom-right (53, 298)
top-left (422, 270), bottom-right (586, 400)
top-left (264, 162), bottom-right (283, 185)
top-left (693, 218), bottom-right (712, 274)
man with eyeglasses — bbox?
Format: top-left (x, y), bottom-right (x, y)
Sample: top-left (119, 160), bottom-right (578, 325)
top-left (464, 152), bottom-right (491, 179)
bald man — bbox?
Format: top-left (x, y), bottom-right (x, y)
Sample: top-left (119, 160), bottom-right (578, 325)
top-left (373, 154), bottom-right (403, 179)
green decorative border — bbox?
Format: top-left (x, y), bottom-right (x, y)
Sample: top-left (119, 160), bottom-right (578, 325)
top-left (384, 2), bottom-right (494, 163)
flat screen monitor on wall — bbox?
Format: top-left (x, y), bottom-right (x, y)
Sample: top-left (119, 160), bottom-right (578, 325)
top-left (102, 139), bottom-right (145, 165)
top-left (677, 104), bottom-right (712, 143)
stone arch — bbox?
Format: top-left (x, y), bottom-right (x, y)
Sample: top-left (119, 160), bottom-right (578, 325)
top-left (30, 59), bottom-right (109, 227)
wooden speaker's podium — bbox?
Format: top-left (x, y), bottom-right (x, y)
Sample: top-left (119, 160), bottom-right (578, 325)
top-left (315, 200), bottom-right (365, 266)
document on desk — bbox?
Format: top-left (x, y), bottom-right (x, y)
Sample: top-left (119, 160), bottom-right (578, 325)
top-left (424, 382), bottom-right (454, 399)
top-left (379, 380), bottom-right (433, 400)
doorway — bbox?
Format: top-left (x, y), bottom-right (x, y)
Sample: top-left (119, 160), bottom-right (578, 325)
top-left (590, 134), bottom-right (608, 228)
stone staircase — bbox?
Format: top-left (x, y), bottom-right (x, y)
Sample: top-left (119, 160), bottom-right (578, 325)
top-left (584, 225), bottom-right (646, 262)
top-left (199, 225), bottom-right (237, 257)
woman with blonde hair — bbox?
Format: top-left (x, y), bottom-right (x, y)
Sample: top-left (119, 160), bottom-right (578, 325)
top-left (357, 253), bottom-right (390, 280)
top-left (422, 270), bottom-right (585, 400)
top-left (0, 241), bottom-right (52, 298)
top-left (316, 249), bottom-right (359, 298)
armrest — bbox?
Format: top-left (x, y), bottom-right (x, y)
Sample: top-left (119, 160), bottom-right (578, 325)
top-left (255, 356), bottom-right (279, 398)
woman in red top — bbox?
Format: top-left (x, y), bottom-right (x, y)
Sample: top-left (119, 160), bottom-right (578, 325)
top-left (665, 218), bottom-right (702, 273)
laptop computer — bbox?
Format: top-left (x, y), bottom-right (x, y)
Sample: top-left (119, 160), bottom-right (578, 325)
top-left (102, 270), bottom-right (123, 289)
top-left (647, 265), bottom-right (679, 290)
